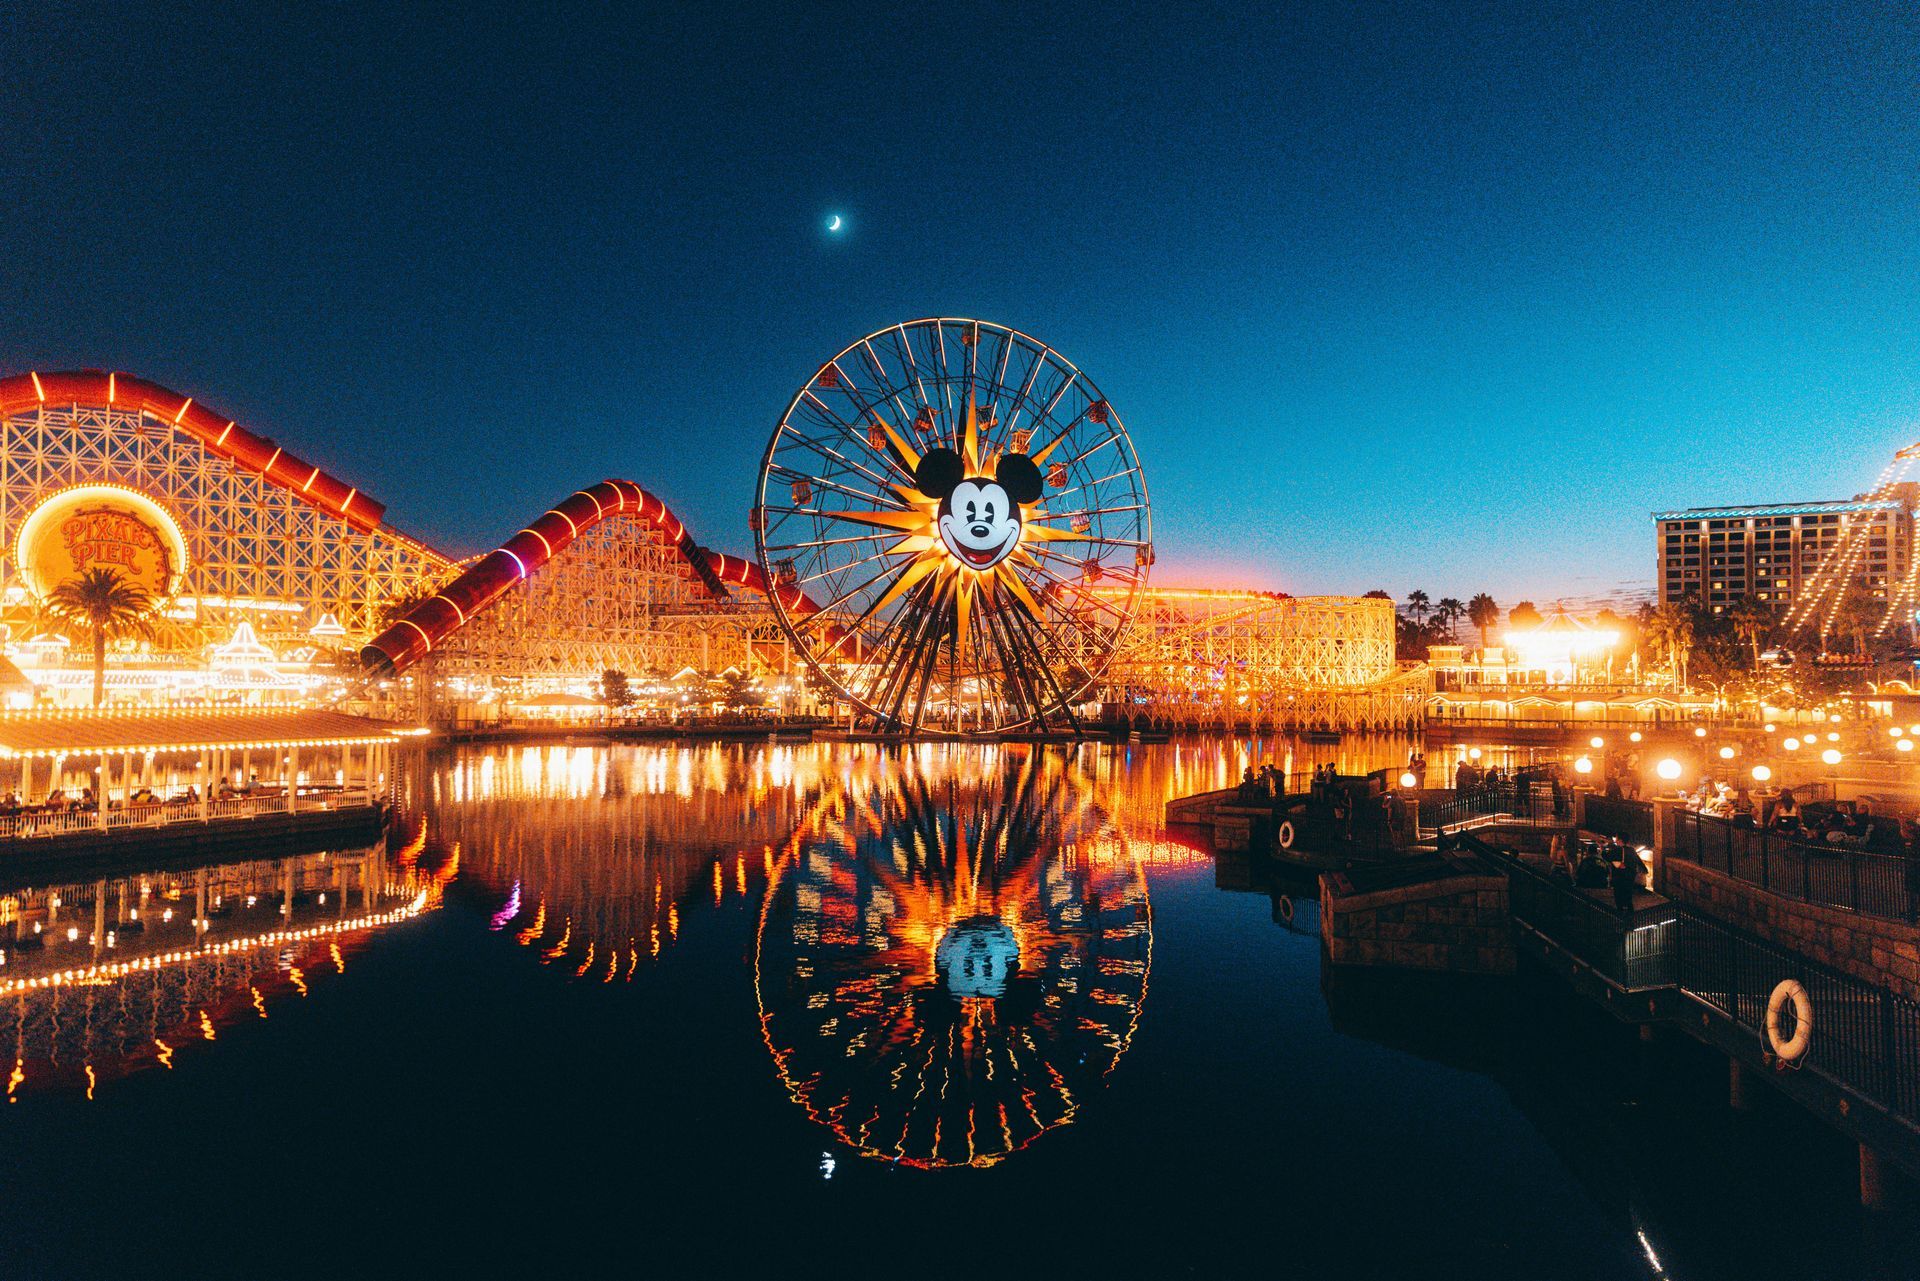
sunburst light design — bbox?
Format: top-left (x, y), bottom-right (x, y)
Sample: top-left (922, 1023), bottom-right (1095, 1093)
top-left (754, 318), bottom-right (1151, 733)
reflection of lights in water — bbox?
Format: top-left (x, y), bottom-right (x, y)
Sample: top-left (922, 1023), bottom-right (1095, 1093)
top-left (819, 1152), bottom-right (836, 1180)
top-left (489, 881), bottom-right (522, 931)
top-left (756, 748), bottom-right (1151, 1169)
top-left (0, 841), bottom-right (455, 1101)
top-left (934, 916), bottom-right (1021, 999)
top-left (1637, 1229), bottom-right (1666, 1278)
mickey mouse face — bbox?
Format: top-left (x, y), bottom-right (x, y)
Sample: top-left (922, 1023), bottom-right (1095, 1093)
top-left (914, 448), bottom-right (1044, 572)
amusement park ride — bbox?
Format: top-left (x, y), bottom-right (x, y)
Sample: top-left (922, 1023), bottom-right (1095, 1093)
top-left (0, 321), bottom-right (1422, 731)
top-left (751, 318), bottom-right (1151, 734)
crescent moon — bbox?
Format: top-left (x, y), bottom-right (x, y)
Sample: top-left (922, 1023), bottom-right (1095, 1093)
top-left (827, 215), bottom-right (843, 232)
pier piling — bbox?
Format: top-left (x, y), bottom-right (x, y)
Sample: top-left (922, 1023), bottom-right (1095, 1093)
top-left (1860, 1144), bottom-right (1887, 1211)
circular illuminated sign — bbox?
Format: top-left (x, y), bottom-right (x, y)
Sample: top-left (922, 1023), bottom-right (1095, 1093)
top-left (15, 484), bottom-right (188, 600)
top-left (916, 449), bottom-right (1044, 573)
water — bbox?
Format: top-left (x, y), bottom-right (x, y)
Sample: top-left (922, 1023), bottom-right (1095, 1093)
top-left (0, 739), bottom-right (1912, 1280)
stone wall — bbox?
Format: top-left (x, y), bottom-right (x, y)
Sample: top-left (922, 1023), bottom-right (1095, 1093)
top-left (1319, 860), bottom-right (1515, 975)
top-left (1667, 859), bottom-right (1920, 1002)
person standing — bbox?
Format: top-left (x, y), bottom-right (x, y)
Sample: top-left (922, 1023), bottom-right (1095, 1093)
top-left (1609, 839), bottom-right (1639, 912)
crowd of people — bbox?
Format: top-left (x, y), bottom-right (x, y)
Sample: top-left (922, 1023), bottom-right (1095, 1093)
top-left (0, 772), bottom-right (305, 822)
top-left (1234, 764), bottom-right (1287, 804)
top-left (1453, 759), bottom-right (1571, 821)
top-left (1679, 778), bottom-right (1920, 856)
top-left (1547, 832), bottom-right (1645, 911)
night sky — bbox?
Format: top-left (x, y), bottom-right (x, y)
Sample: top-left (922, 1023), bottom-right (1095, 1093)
top-left (5, 2), bottom-right (1918, 606)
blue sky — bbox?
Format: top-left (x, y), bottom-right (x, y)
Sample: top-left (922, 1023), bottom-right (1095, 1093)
top-left (4, 1), bottom-right (1917, 609)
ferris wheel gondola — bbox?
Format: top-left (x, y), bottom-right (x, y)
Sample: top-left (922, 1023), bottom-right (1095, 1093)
top-left (753, 318), bottom-right (1150, 733)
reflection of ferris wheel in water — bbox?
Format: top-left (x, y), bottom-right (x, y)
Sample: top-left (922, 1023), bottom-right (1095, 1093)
top-left (754, 749), bottom-right (1151, 1169)
top-left (753, 318), bottom-right (1151, 734)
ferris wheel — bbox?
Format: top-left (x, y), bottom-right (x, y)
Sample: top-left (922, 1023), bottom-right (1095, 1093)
top-left (752, 317), bottom-right (1151, 733)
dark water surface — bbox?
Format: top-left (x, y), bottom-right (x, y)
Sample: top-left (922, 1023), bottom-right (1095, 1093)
top-left (0, 740), bottom-right (1912, 1280)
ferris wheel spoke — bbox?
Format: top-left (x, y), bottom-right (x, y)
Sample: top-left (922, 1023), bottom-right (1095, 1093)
top-left (792, 390), bottom-right (911, 480)
top-left (823, 372), bottom-right (924, 479)
top-left (873, 577), bottom-right (948, 727)
top-left (1068, 433), bottom-right (1124, 466)
top-left (789, 555), bottom-right (915, 631)
top-left (1020, 554), bottom-right (1136, 622)
top-left (1004, 595), bottom-right (1089, 714)
top-left (792, 541), bottom-right (912, 589)
top-left (976, 592), bottom-right (1043, 727)
top-left (760, 318), bottom-right (1146, 733)
top-left (887, 328), bottom-right (938, 430)
top-left (766, 463), bottom-right (909, 511)
top-left (929, 324), bottom-right (955, 420)
top-left (1028, 404), bottom-right (1093, 467)
top-left (762, 528), bottom-right (901, 554)
top-left (778, 427), bottom-right (904, 496)
top-left (1030, 503), bottom-right (1147, 524)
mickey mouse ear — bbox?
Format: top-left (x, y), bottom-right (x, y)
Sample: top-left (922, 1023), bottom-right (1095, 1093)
top-left (914, 448), bottom-right (965, 500)
top-left (995, 452), bottom-right (1044, 504)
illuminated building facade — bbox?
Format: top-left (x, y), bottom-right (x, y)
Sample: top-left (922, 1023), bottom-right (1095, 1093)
top-left (1656, 500), bottom-right (1912, 615)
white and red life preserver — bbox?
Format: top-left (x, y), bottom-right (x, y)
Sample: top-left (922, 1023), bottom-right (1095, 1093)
top-left (1766, 979), bottom-right (1813, 1064)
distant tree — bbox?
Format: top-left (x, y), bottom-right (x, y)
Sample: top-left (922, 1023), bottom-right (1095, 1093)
top-left (1404, 589), bottom-right (1430, 625)
top-left (1832, 591), bottom-right (1880, 658)
top-left (1467, 593), bottom-right (1500, 651)
top-left (1727, 599), bottom-right (1771, 670)
top-left (1644, 601), bottom-right (1695, 688)
top-left (1434, 597), bottom-right (1465, 641)
top-left (1393, 614), bottom-right (1429, 661)
top-left (1508, 600), bottom-right (1543, 631)
top-left (723, 670), bottom-right (765, 710)
top-left (1362, 590), bottom-right (1392, 601)
top-left (45, 568), bottom-right (155, 708)
top-left (600, 669), bottom-right (636, 709)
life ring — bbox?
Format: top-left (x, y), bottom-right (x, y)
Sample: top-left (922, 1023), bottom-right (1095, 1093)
top-left (1276, 894), bottom-right (1295, 924)
top-left (1766, 979), bottom-right (1813, 1063)
top-left (1277, 820), bottom-right (1296, 850)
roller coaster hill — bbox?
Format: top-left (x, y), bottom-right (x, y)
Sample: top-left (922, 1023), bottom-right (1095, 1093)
top-left (0, 363), bottom-right (1426, 732)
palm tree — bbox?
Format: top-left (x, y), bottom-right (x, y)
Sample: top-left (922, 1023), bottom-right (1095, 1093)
top-left (1727, 598), bottom-right (1770, 669)
top-left (1832, 591), bottom-right (1880, 658)
top-left (45, 568), bottom-right (156, 708)
top-left (1467, 593), bottom-right (1499, 651)
top-left (1644, 601), bottom-right (1694, 689)
top-left (1404, 590), bottom-right (1430, 626)
top-left (1434, 597), bottom-right (1465, 641)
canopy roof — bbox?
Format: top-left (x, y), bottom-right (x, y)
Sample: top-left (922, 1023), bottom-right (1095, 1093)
top-left (0, 709), bottom-right (424, 759)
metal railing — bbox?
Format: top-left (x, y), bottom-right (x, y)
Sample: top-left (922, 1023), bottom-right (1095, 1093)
top-left (1673, 910), bottom-right (1920, 1126)
top-left (1674, 811), bottom-right (1918, 924)
top-left (1422, 785), bottom-right (1569, 833)
top-left (1583, 795), bottom-right (1654, 845)
top-left (0, 790), bottom-right (375, 841)
top-left (1487, 842), bottom-right (1677, 990)
top-left (1469, 832), bottom-right (1920, 1132)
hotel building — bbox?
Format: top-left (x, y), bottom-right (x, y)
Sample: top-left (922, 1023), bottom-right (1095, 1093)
top-left (1654, 500), bottom-right (1913, 614)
